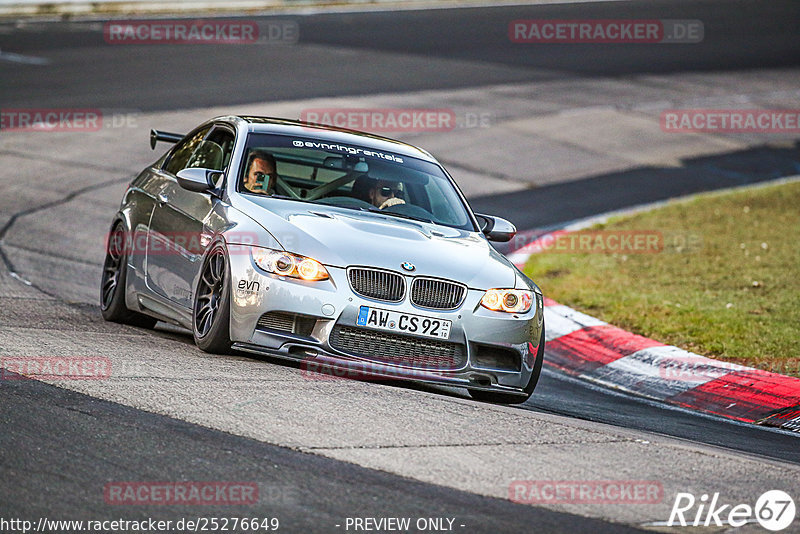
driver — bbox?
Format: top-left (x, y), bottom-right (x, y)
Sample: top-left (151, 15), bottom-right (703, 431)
top-left (368, 180), bottom-right (405, 210)
top-left (243, 150), bottom-right (277, 195)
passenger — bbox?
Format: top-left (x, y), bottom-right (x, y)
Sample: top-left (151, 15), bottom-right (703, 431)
top-left (243, 150), bottom-right (277, 195)
top-left (350, 174), bottom-right (375, 204)
top-left (368, 180), bottom-right (405, 210)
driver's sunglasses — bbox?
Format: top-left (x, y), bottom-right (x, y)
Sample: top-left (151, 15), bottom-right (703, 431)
top-left (379, 186), bottom-right (402, 197)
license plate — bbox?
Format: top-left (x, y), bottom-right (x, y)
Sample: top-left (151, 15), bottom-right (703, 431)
top-left (356, 306), bottom-right (451, 340)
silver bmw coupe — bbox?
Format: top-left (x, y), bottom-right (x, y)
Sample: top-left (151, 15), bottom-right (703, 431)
top-left (101, 116), bottom-right (545, 403)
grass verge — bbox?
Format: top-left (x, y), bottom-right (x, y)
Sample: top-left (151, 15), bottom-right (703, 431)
top-left (525, 179), bottom-right (800, 377)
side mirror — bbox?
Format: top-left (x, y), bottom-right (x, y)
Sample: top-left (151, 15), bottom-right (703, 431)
top-left (476, 213), bottom-right (516, 242)
top-left (176, 167), bottom-right (223, 193)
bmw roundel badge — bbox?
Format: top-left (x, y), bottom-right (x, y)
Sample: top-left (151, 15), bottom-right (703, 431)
top-left (401, 262), bottom-right (416, 272)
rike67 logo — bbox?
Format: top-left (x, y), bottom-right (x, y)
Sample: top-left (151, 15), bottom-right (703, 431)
top-left (668, 490), bottom-right (796, 531)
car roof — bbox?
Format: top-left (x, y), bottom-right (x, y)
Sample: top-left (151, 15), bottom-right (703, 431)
top-left (214, 115), bottom-right (438, 163)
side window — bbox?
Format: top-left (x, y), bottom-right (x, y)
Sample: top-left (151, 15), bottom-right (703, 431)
top-left (200, 128), bottom-right (235, 188)
top-left (163, 126), bottom-right (211, 175)
top-left (185, 141), bottom-right (224, 171)
top-left (204, 128), bottom-right (235, 171)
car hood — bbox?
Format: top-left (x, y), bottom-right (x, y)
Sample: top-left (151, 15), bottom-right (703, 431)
top-left (235, 197), bottom-right (517, 290)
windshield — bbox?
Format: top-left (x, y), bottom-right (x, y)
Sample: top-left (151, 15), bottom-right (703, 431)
top-left (238, 133), bottom-right (475, 231)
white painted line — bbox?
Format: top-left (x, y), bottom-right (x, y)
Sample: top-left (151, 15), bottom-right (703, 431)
top-left (0, 49), bottom-right (50, 65)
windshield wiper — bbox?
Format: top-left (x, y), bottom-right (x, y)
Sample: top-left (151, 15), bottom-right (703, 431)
top-left (366, 208), bottom-right (433, 224)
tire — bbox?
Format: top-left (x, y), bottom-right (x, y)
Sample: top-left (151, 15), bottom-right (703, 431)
top-left (193, 244), bottom-right (232, 354)
top-left (469, 325), bottom-right (545, 405)
top-left (100, 223), bottom-right (158, 329)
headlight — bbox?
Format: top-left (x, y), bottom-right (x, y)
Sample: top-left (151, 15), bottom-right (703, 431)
top-left (252, 248), bottom-right (329, 281)
top-left (481, 289), bottom-right (533, 313)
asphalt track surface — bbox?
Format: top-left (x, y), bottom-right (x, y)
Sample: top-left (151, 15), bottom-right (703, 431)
top-left (2, 0), bottom-right (799, 110)
top-left (1, 0), bottom-right (800, 530)
top-left (0, 371), bottom-right (640, 533)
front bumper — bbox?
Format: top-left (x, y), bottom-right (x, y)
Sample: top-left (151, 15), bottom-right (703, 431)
top-left (228, 251), bottom-right (544, 393)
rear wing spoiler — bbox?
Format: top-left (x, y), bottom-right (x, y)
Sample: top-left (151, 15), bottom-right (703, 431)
top-left (149, 129), bottom-right (184, 150)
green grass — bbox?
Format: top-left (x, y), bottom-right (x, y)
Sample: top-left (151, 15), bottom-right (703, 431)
top-left (525, 180), bottom-right (800, 376)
